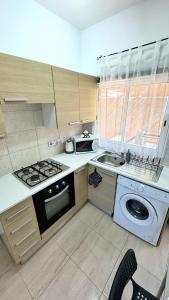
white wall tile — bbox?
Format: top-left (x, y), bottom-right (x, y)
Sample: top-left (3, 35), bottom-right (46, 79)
top-left (36, 127), bottom-right (59, 145)
top-left (0, 139), bottom-right (8, 156)
top-left (0, 155), bottom-right (13, 176)
top-left (10, 147), bottom-right (40, 170)
top-left (59, 124), bottom-right (82, 142)
top-left (4, 111), bottom-right (35, 133)
top-left (6, 129), bottom-right (38, 153)
top-left (38, 143), bottom-right (64, 160)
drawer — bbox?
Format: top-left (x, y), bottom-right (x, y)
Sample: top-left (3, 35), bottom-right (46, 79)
top-left (9, 218), bottom-right (38, 245)
top-left (13, 229), bottom-right (41, 258)
top-left (5, 209), bottom-right (35, 233)
top-left (1, 198), bottom-right (33, 226)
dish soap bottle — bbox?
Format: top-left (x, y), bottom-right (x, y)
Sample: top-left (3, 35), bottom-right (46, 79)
top-left (126, 149), bottom-right (131, 163)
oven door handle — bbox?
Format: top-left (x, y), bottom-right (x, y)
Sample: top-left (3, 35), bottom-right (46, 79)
top-left (44, 185), bottom-right (69, 203)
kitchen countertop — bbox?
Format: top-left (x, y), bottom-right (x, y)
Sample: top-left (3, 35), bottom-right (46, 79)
top-left (1, 149), bottom-right (169, 214)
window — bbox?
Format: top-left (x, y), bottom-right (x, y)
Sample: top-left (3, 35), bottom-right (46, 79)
top-left (98, 80), bottom-right (169, 157)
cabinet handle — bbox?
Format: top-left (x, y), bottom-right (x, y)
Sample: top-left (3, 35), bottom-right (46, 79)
top-left (19, 240), bottom-right (39, 257)
top-left (10, 218), bottom-right (33, 235)
top-left (68, 121), bottom-right (81, 125)
top-left (4, 97), bottom-right (28, 102)
top-left (75, 166), bottom-right (87, 174)
top-left (15, 229), bottom-right (36, 246)
top-left (6, 205), bottom-right (31, 221)
top-left (81, 119), bottom-right (92, 123)
top-left (100, 170), bottom-right (116, 177)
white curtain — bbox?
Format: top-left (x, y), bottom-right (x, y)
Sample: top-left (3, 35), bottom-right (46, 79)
top-left (97, 39), bottom-right (169, 158)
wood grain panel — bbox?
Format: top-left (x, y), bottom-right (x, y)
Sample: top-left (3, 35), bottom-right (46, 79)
top-left (0, 53), bottom-right (54, 103)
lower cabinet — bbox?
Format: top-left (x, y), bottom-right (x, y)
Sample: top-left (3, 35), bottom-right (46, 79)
top-left (88, 165), bottom-right (117, 215)
top-left (0, 105), bottom-right (5, 138)
top-left (74, 166), bottom-right (88, 210)
top-left (0, 197), bottom-right (41, 264)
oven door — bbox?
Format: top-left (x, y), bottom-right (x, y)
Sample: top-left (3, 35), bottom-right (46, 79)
top-left (33, 173), bottom-right (75, 234)
top-left (44, 185), bottom-right (70, 221)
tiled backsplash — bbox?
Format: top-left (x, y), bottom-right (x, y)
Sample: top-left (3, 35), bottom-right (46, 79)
top-left (0, 103), bottom-right (82, 176)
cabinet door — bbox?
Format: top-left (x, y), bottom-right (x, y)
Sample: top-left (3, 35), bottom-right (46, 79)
top-left (79, 74), bottom-right (97, 123)
top-left (0, 53), bottom-right (54, 103)
top-left (0, 105), bottom-right (5, 137)
top-left (88, 165), bottom-right (117, 215)
top-left (74, 166), bottom-right (88, 209)
top-left (52, 67), bottom-right (80, 127)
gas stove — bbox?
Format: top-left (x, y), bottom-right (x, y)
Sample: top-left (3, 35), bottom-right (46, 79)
top-left (13, 159), bottom-right (69, 187)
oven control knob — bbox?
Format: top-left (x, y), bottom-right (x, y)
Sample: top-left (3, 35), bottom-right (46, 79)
top-left (137, 184), bottom-right (144, 192)
top-left (62, 181), bottom-right (66, 186)
top-left (55, 184), bottom-right (60, 190)
top-left (48, 188), bottom-right (53, 194)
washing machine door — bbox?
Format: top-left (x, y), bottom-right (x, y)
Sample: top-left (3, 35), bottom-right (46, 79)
top-left (120, 193), bottom-right (158, 226)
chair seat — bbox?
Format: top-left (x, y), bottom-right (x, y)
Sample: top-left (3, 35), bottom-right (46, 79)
top-left (132, 279), bottom-right (159, 300)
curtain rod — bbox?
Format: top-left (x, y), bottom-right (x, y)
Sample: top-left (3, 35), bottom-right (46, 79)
top-left (96, 37), bottom-right (169, 61)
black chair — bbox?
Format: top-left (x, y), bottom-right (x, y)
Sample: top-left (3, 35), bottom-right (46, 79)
top-left (108, 249), bottom-right (159, 300)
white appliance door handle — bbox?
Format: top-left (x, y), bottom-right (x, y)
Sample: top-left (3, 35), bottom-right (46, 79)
top-left (44, 185), bottom-right (69, 203)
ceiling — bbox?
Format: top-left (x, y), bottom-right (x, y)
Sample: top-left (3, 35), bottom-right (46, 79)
top-left (35, 0), bottom-right (145, 29)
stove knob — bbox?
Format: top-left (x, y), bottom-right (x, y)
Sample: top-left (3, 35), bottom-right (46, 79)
top-left (62, 181), bottom-right (66, 186)
top-left (55, 184), bottom-right (60, 190)
top-left (137, 184), bottom-right (144, 192)
top-left (48, 188), bottom-right (53, 194)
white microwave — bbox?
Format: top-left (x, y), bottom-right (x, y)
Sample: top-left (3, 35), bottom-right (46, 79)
top-left (74, 135), bottom-right (98, 154)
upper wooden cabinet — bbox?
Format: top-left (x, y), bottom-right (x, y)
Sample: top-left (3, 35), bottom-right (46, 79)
top-left (79, 74), bottom-right (97, 123)
top-left (52, 67), bottom-right (97, 127)
top-left (0, 53), bottom-right (54, 103)
top-left (52, 67), bottom-right (80, 127)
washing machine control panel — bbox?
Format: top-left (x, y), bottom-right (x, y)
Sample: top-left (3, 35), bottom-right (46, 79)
top-left (118, 175), bottom-right (169, 203)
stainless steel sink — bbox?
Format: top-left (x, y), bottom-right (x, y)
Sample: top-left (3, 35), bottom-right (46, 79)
top-left (93, 152), bottom-right (125, 167)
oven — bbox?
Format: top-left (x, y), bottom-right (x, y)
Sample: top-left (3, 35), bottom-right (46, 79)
top-left (33, 172), bottom-right (75, 234)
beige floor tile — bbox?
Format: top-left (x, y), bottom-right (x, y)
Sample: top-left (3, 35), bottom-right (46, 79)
top-left (100, 294), bottom-right (108, 300)
top-left (94, 214), bottom-right (129, 251)
top-left (71, 230), bottom-right (120, 291)
top-left (55, 217), bottom-right (91, 256)
top-left (75, 203), bottom-right (104, 228)
top-left (19, 236), bottom-right (68, 299)
top-left (0, 239), bottom-right (14, 277)
top-left (104, 250), bottom-right (161, 298)
top-left (39, 259), bottom-right (101, 300)
top-left (123, 225), bottom-right (169, 280)
top-left (0, 266), bottom-right (32, 300)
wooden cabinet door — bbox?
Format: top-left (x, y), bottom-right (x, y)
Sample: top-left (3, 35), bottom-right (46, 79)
top-left (88, 165), bottom-right (117, 215)
top-left (79, 74), bottom-right (97, 123)
top-left (0, 105), bottom-right (5, 137)
top-left (52, 67), bottom-right (80, 127)
top-left (0, 53), bottom-right (54, 103)
top-left (74, 166), bottom-right (88, 209)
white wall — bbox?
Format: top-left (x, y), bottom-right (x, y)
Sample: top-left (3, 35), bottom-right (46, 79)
top-left (80, 0), bottom-right (169, 75)
top-left (0, 0), bottom-right (80, 71)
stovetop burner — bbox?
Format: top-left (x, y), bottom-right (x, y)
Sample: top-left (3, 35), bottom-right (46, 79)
top-left (13, 159), bottom-right (69, 188)
top-left (31, 174), bottom-right (40, 182)
top-left (22, 168), bottom-right (31, 175)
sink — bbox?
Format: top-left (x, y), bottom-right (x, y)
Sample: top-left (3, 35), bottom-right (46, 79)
top-left (93, 152), bottom-right (125, 167)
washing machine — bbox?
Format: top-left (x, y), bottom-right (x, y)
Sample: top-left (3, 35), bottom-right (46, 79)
top-left (114, 175), bottom-right (169, 245)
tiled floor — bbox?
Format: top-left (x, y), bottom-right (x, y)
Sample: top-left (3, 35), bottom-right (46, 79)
top-left (0, 202), bottom-right (169, 300)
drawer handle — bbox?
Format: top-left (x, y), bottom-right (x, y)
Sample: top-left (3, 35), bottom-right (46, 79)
top-left (10, 218), bottom-right (33, 235)
top-left (19, 240), bottom-right (39, 257)
top-left (15, 229), bottom-right (36, 246)
top-left (6, 205), bottom-right (31, 221)
top-left (81, 119), bottom-right (92, 123)
top-left (4, 97), bottom-right (28, 102)
top-left (100, 170), bottom-right (116, 177)
top-left (68, 121), bottom-right (81, 125)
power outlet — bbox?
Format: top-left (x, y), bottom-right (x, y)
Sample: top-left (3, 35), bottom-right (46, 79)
top-left (48, 138), bottom-right (62, 147)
